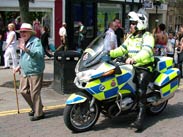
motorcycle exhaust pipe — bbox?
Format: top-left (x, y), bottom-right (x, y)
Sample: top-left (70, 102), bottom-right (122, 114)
top-left (151, 93), bottom-right (175, 106)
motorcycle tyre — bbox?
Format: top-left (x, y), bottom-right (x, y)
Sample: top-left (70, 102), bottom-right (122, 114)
top-left (63, 98), bottom-right (100, 132)
top-left (146, 100), bottom-right (168, 116)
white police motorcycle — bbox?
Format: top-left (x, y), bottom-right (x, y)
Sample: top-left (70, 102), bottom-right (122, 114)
top-left (63, 34), bottom-right (180, 132)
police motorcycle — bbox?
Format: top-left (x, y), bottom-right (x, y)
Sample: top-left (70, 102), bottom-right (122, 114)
top-left (63, 33), bottom-right (180, 133)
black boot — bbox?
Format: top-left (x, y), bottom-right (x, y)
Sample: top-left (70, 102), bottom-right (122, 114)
top-left (130, 103), bottom-right (145, 131)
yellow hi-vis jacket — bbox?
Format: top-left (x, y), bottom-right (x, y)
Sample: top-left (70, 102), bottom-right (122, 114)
top-left (110, 31), bottom-right (155, 67)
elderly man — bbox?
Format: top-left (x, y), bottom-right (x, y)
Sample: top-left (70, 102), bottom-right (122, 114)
top-left (14, 23), bottom-right (45, 121)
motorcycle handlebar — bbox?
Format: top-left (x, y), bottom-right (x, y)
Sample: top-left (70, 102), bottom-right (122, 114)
top-left (111, 58), bottom-right (149, 72)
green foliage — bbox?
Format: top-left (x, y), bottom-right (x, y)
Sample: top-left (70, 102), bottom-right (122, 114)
top-left (29, 12), bottom-right (45, 22)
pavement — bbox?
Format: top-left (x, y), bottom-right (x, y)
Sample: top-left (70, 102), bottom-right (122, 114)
top-left (0, 58), bottom-right (69, 116)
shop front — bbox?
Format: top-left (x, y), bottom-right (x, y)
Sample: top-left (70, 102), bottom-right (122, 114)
top-left (65, 0), bottom-right (142, 50)
top-left (0, 0), bottom-right (55, 43)
top-left (0, 0), bottom-right (142, 50)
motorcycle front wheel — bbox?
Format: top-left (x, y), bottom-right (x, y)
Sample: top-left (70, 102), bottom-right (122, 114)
top-left (63, 99), bottom-right (100, 132)
top-left (147, 100), bottom-right (168, 115)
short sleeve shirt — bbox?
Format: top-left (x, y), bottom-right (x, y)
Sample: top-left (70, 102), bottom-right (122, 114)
top-left (59, 26), bottom-right (67, 37)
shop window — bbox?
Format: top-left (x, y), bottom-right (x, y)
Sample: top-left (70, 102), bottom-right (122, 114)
top-left (97, 3), bottom-right (122, 35)
top-left (73, 3), bottom-right (94, 38)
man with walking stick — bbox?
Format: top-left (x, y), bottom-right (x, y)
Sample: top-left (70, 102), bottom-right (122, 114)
top-left (13, 23), bottom-right (45, 121)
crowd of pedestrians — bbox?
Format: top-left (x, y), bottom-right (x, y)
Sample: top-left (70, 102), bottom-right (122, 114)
top-left (152, 23), bottom-right (183, 76)
top-left (0, 17), bottom-right (54, 68)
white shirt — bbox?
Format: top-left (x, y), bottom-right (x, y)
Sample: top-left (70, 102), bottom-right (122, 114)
top-left (6, 31), bottom-right (17, 48)
top-left (59, 26), bottom-right (66, 37)
top-left (167, 38), bottom-right (176, 54)
top-left (104, 28), bottom-right (117, 51)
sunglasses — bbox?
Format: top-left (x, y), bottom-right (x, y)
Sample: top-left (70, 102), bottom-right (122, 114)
top-left (130, 21), bottom-right (137, 25)
top-left (20, 31), bottom-right (28, 33)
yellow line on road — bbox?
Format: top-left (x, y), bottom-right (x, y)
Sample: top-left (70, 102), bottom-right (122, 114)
top-left (0, 104), bottom-right (66, 117)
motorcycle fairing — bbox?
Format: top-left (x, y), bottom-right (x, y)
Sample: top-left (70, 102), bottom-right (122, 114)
top-left (119, 83), bottom-right (135, 94)
top-left (90, 62), bottom-right (115, 79)
top-left (85, 68), bottom-right (133, 101)
top-left (65, 93), bottom-right (87, 104)
top-left (154, 68), bottom-right (180, 97)
top-left (75, 62), bottom-right (115, 82)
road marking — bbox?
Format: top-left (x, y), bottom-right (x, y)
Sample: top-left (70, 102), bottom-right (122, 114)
top-left (0, 104), bottom-right (66, 117)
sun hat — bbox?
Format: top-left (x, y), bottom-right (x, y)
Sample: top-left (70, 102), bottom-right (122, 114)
top-left (18, 23), bottom-right (36, 34)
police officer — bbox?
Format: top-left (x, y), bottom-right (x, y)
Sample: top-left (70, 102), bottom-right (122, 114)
top-left (109, 11), bottom-right (155, 131)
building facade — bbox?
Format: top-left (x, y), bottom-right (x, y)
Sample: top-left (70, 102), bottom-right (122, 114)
top-left (2, 0), bottom-right (177, 50)
top-left (65, 0), bottom-right (142, 50)
top-left (0, 0), bottom-right (56, 44)
top-left (167, 0), bottom-right (183, 33)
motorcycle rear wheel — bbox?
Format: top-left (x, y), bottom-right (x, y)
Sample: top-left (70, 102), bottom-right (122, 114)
top-left (63, 99), bottom-right (100, 132)
top-left (147, 101), bottom-right (168, 115)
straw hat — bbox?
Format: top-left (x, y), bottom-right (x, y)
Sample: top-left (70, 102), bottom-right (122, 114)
top-left (18, 23), bottom-right (36, 34)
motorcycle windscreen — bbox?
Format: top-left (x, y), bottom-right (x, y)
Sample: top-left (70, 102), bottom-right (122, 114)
top-left (76, 34), bottom-right (105, 71)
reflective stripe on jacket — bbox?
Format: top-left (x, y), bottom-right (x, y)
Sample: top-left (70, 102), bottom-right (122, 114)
top-left (110, 31), bottom-right (155, 66)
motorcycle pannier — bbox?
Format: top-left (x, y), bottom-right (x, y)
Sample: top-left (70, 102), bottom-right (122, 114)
top-left (154, 68), bottom-right (180, 98)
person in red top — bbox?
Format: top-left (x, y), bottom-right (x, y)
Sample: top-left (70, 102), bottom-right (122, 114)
top-left (154, 23), bottom-right (168, 56)
top-left (33, 18), bottom-right (41, 38)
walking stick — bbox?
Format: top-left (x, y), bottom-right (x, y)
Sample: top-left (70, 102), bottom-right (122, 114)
top-left (13, 73), bottom-right (20, 114)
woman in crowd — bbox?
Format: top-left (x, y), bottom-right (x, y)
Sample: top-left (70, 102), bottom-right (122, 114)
top-left (41, 26), bottom-right (53, 58)
top-left (3, 23), bottom-right (18, 69)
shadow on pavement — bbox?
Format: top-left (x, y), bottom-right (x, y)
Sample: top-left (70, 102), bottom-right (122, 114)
top-left (91, 99), bottom-right (183, 133)
top-left (44, 108), bottom-right (64, 119)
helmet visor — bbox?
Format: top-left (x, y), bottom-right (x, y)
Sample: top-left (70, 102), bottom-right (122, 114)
top-left (129, 21), bottom-right (137, 26)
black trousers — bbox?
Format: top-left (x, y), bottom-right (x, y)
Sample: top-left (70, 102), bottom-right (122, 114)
top-left (134, 68), bottom-right (152, 102)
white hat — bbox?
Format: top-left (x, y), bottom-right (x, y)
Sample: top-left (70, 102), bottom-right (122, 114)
top-left (18, 23), bottom-right (36, 34)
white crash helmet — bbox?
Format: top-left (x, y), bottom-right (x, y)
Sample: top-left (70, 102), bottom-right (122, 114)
top-left (128, 11), bottom-right (148, 30)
